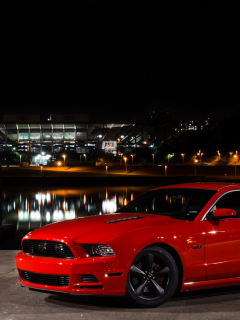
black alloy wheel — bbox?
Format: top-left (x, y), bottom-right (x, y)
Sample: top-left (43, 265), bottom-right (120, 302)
top-left (125, 246), bottom-right (179, 308)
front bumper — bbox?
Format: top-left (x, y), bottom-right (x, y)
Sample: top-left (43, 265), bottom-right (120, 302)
top-left (15, 249), bottom-right (125, 296)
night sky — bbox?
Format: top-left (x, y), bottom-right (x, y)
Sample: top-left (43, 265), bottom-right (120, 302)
top-left (1, 1), bottom-right (239, 123)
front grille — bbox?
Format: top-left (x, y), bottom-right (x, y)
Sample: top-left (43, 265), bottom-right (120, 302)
top-left (81, 275), bottom-right (99, 283)
top-left (19, 270), bottom-right (69, 287)
top-left (22, 240), bottom-right (75, 259)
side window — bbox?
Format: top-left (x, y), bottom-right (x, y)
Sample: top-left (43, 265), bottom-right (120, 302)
top-left (210, 192), bottom-right (240, 216)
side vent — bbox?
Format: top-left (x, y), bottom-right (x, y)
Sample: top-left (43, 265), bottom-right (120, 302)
top-left (81, 275), bottom-right (99, 283)
top-left (105, 217), bottom-right (144, 224)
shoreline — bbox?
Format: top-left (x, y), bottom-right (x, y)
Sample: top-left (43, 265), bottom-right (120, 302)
top-left (2, 175), bottom-right (240, 187)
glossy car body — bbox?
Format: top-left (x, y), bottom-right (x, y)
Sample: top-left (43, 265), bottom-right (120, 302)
top-left (15, 182), bottom-right (240, 298)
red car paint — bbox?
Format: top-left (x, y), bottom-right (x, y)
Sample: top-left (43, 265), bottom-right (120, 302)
top-left (15, 182), bottom-right (240, 296)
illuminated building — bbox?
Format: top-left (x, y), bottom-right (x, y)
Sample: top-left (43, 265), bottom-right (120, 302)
top-left (172, 119), bottom-right (209, 134)
top-left (0, 114), bottom-right (155, 163)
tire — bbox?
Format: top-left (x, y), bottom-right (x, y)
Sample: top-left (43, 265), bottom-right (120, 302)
top-left (125, 246), bottom-right (179, 308)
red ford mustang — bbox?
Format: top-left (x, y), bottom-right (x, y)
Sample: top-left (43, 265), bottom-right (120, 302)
top-left (15, 182), bottom-right (240, 307)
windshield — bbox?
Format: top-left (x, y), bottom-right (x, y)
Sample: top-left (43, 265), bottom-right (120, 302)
top-left (116, 188), bottom-right (216, 221)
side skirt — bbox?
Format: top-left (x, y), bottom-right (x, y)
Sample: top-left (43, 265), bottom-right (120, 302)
top-left (181, 276), bottom-right (240, 292)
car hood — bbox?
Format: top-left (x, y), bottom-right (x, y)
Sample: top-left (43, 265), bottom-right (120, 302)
top-left (26, 213), bottom-right (185, 243)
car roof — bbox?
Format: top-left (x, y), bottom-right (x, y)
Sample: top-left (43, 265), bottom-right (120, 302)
top-left (152, 182), bottom-right (240, 191)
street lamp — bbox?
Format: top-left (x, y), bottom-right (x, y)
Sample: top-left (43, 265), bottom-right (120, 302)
top-left (181, 153), bottom-right (185, 165)
top-left (234, 154), bottom-right (238, 176)
top-left (165, 165), bottom-right (167, 176)
top-left (124, 157), bottom-right (127, 174)
top-left (62, 154), bottom-right (66, 167)
top-left (194, 159), bottom-right (198, 175)
top-left (120, 153), bottom-right (123, 166)
top-left (19, 154), bottom-right (22, 165)
top-left (167, 154), bottom-right (170, 164)
top-left (152, 154), bottom-right (154, 166)
top-left (197, 151), bottom-right (203, 164)
top-left (40, 166), bottom-right (43, 177)
top-left (131, 154), bottom-right (133, 165)
top-left (83, 154), bottom-right (86, 162)
top-left (217, 150), bottom-right (220, 164)
top-left (106, 165), bottom-right (108, 177)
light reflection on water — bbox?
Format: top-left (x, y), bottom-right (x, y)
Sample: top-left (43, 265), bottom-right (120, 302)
top-left (0, 186), bottom-right (152, 249)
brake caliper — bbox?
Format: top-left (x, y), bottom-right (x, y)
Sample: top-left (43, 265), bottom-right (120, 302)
top-left (154, 264), bottom-right (164, 285)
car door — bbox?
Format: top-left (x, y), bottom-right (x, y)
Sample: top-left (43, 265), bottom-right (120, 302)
top-left (202, 190), bottom-right (240, 280)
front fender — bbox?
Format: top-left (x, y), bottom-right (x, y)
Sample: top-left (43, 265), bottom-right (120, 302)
top-left (100, 221), bottom-right (205, 284)
top-left (100, 228), bottom-right (186, 286)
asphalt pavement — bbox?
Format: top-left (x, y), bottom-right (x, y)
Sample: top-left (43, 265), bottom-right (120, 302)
top-left (1, 251), bottom-right (240, 320)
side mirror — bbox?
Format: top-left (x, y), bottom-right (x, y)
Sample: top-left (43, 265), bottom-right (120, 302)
top-left (210, 208), bottom-right (237, 220)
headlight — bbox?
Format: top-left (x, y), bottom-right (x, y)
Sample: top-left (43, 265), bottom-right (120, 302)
top-left (81, 244), bottom-right (115, 257)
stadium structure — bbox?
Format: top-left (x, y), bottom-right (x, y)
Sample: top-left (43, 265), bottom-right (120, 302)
top-left (0, 114), bottom-right (155, 164)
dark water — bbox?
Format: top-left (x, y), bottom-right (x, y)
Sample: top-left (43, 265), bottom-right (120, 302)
top-left (0, 186), bottom-right (153, 249)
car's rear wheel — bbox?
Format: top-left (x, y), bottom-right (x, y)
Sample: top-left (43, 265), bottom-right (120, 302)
top-left (125, 246), bottom-right (179, 308)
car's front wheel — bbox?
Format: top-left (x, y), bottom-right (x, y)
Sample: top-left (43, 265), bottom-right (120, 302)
top-left (125, 246), bottom-right (179, 308)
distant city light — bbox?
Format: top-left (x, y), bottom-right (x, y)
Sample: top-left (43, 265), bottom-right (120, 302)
top-left (102, 199), bottom-right (117, 213)
top-left (30, 211), bottom-right (41, 222)
top-left (18, 210), bottom-right (29, 222)
top-left (65, 210), bottom-right (75, 220)
top-left (53, 210), bottom-right (64, 222)
top-left (46, 212), bottom-right (51, 222)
